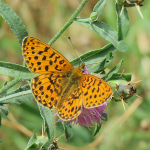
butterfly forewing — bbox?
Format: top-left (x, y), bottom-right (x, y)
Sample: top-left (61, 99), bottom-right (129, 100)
top-left (80, 74), bottom-right (113, 108)
top-left (22, 37), bottom-right (73, 74)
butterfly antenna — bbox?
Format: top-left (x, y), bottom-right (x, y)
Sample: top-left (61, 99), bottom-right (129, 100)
top-left (95, 71), bottom-right (103, 77)
top-left (67, 36), bottom-right (83, 64)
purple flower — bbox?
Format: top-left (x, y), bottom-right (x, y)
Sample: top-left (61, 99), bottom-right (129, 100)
top-left (55, 105), bottom-right (107, 128)
top-left (69, 104), bottom-right (107, 128)
top-left (83, 66), bottom-right (90, 74)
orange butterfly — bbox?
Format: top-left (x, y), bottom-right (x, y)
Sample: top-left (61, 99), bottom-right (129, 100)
top-left (22, 37), bottom-right (112, 121)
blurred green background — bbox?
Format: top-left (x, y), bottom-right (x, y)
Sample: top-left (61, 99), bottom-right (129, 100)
top-left (0, 0), bottom-right (150, 150)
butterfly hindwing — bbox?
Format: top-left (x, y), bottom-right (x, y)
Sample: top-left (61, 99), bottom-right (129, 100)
top-left (31, 73), bottom-right (69, 109)
top-left (58, 84), bottom-right (82, 120)
top-left (80, 74), bottom-right (113, 108)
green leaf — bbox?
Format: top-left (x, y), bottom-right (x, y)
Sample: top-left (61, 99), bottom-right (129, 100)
top-left (117, 0), bottom-right (124, 4)
top-left (35, 135), bottom-right (48, 149)
top-left (108, 73), bottom-right (132, 82)
top-left (71, 44), bottom-right (116, 68)
top-left (0, 61), bottom-right (35, 79)
top-left (103, 60), bottom-right (124, 81)
top-left (102, 113), bottom-right (108, 121)
top-left (0, 78), bottom-right (22, 97)
top-left (6, 84), bottom-right (30, 97)
top-left (0, 81), bottom-right (8, 97)
top-left (0, 140), bottom-right (2, 145)
top-left (90, 0), bottom-right (106, 22)
top-left (0, 90), bottom-right (34, 104)
top-left (3, 81), bottom-right (8, 86)
top-left (89, 52), bottom-right (114, 73)
top-left (93, 0), bottom-right (106, 13)
top-left (62, 121), bottom-right (72, 139)
top-left (93, 123), bottom-right (102, 137)
top-left (75, 0), bottom-right (106, 24)
top-left (38, 104), bottom-right (54, 149)
top-left (0, 1), bottom-right (28, 45)
top-left (116, 3), bottom-right (129, 40)
top-left (0, 105), bottom-right (9, 116)
top-left (75, 21), bottom-right (127, 52)
top-left (24, 131), bottom-right (37, 150)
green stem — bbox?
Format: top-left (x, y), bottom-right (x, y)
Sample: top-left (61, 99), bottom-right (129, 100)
top-left (48, 0), bottom-right (90, 45)
top-left (0, 78), bottom-right (22, 95)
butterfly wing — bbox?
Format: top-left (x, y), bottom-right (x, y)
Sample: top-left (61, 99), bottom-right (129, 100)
top-left (80, 74), bottom-right (113, 108)
top-left (22, 37), bottom-right (112, 120)
top-left (22, 37), bottom-right (74, 74)
top-left (31, 73), bottom-right (70, 108)
top-left (58, 84), bottom-right (82, 121)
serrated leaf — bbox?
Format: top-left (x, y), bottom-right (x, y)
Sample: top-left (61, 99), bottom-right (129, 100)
top-left (93, 123), bottom-right (102, 137)
top-left (38, 104), bottom-right (54, 149)
top-left (0, 1), bottom-right (28, 45)
top-left (116, 3), bottom-right (129, 40)
top-left (24, 131), bottom-right (37, 150)
top-left (0, 61), bottom-right (35, 79)
top-left (71, 44), bottom-right (116, 68)
top-left (0, 105), bottom-right (9, 116)
top-left (62, 121), bottom-right (72, 139)
top-left (75, 21), bottom-right (127, 52)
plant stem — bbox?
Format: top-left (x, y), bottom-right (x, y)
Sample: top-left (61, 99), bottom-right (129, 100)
top-left (0, 78), bottom-right (22, 95)
top-left (48, 0), bottom-right (90, 45)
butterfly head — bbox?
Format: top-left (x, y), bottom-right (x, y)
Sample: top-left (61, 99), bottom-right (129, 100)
top-left (71, 63), bottom-right (85, 79)
top-left (80, 62), bottom-right (86, 73)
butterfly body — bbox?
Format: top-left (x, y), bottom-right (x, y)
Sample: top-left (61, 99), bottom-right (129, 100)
top-left (54, 63), bottom-right (85, 109)
top-left (22, 37), bottom-right (112, 121)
